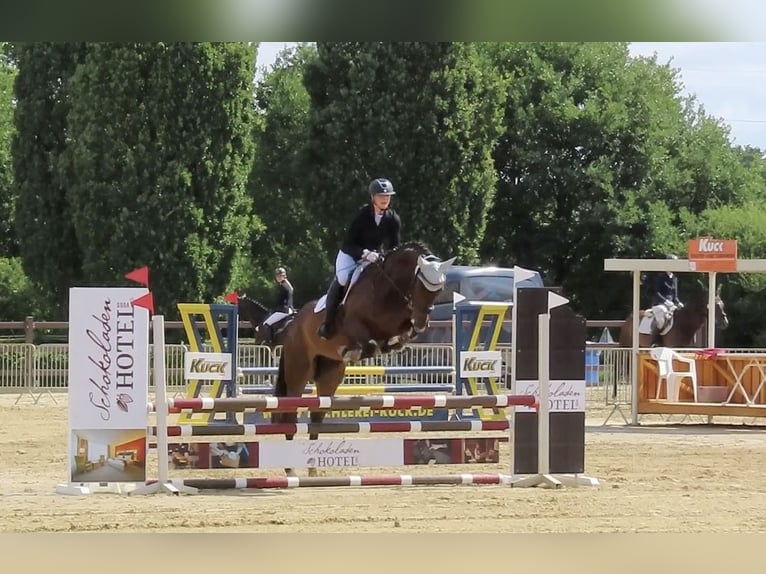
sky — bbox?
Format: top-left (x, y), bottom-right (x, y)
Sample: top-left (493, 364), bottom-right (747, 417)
top-left (255, 41), bottom-right (766, 151)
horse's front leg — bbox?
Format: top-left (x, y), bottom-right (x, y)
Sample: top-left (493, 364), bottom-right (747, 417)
top-left (380, 331), bottom-right (412, 353)
top-left (338, 319), bottom-right (378, 362)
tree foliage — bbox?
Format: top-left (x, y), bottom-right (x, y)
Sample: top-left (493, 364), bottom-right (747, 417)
top-left (303, 42), bottom-right (506, 265)
top-left (0, 257), bottom-right (52, 320)
top-left (6, 41), bottom-right (766, 346)
top-left (60, 43), bottom-right (259, 317)
top-left (679, 204), bottom-right (766, 347)
top-left (481, 42), bottom-right (766, 321)
top-left (0, 44), bottom-right (16, 257)
top-left (11, 43), bottom-right (88, 314)
top-left (244, 44), bottom-right (329, 306)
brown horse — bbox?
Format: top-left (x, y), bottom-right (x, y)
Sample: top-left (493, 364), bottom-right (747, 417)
top-left (273, 241), bottom-right (455, 476)
top-left (237, 294), bottom-right (293, 348)
top-left (619, 284), bottom-right (729, 348)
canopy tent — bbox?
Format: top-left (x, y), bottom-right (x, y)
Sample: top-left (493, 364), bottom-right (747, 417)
top-left (603, 257), bottom-right (766, 424)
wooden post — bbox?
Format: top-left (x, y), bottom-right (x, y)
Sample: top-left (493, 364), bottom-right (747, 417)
top-left (24, 316), bottom-right (34, 344)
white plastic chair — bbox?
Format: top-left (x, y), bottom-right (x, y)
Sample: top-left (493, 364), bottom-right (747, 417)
top-left (649, 347), bottom-right (698, 402)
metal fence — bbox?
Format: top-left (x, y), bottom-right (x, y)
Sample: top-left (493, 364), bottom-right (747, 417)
top-left (0, 341), bottom-right (633, 418)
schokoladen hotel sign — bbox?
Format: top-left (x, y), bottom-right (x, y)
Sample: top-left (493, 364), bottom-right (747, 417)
top-left (68, 287), bottom-right (150, 431)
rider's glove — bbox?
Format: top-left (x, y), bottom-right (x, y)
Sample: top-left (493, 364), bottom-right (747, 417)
top-left (362, 250), bottom-right (380, 263)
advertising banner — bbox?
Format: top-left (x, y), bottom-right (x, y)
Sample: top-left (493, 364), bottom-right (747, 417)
top-left (166, 437), bottom-right (506, 470)
top-left (67, 287), bottom-right (150, 483)
top-left (514, 379), bottom-right (586, 413)
top-left (183, 352), bottom-right (233, 381)
top-left (458, 350), bottom-right (503, 378)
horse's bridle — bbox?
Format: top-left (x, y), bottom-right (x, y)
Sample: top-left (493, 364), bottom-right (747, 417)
top-left (368, 255), bottom-right (438, 318)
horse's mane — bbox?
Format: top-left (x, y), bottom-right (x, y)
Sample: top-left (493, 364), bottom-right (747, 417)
top-left (388, 241), bottom-right (432, 256)
top-left (238, 294), bottom-right (269, 312)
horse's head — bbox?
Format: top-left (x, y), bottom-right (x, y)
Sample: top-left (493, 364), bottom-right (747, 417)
top-left (412, 254), bottom-right (456, 332)
top-left (714, 284), bottom-right (729, 330)
top-left (379, 242), bottom-right (455, 334)
top-left (237, 294), bottom-right (270, 328)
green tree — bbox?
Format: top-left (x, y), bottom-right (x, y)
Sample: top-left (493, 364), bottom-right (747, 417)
top-left (0, 257), bottom-right (52, 321)
top-left (303, 42), bottom-right (506, 265)
top-left (63, 43), bottom-right (258, 316)
top-left (0, 44), bottom-right (16, 257)
top-left (245, 44), bottom-right (329, 305)
top-left (11, 43), bottom-right (88, 315)
top-left (680, 204), bottom-right (766, 347)
top-left (482, 42), bottom-right (766, 320)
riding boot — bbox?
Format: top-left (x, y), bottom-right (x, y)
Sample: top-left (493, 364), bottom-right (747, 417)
top-left (259, 323), bottom-right (273, 345)
top-left (317, 279), bottom-right (344, 340)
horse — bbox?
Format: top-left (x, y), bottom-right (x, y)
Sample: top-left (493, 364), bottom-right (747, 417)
top-left (272, 241), bottom-right (456, 476)
top-left (618, 284), bottom-right (729, 348)
top-left (236, 294), bottom-right (293, 348)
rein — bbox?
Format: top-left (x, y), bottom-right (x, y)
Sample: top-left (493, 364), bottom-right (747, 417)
top-left (367, 253), bottom-right (436, 317)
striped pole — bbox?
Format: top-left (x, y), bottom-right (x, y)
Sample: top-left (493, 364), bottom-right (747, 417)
top-left (239, 365), bottom-right (455, 377)
top-left (151, 419), bottom-right (510, 437)
top-left (160, 473), bottom-right (512, 489)
top-left (240, 383), bottom-right (456, 395)
top-left (160, 394), bottom-right (536, 413)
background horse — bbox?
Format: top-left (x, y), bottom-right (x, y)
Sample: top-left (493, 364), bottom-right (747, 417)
top-left (619, 284), bottom-right (729, 348)
top-left (236, 294), bottom-right (292, 347)
top-left (272, 242), bottom-right (455, 476)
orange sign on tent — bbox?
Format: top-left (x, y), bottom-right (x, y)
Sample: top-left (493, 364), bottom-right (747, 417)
top-left (687, 237), bottom-right (738, 272)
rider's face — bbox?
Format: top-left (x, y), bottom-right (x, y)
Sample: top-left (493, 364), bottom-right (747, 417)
top-left (372, 194), bottom-right (392, 211)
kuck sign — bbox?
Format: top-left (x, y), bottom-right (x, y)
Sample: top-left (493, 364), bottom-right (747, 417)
top-left (183, 352), bottom-right (233, 380)
top-left (687, 237), bottom-right (738, 272)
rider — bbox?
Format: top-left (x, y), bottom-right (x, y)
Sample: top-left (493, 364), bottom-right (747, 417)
top-left (316, 177), bottom-right (401, 340)
top-left (650, 254), bottom-right (684, 341)
top-left (273, 266), bottom-right (294, 313)
top-left (261, 266), bottom-right (295, 343)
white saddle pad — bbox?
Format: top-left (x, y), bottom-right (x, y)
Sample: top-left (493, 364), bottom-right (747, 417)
top-left (313, 262), bottom-right (368, 313)
top-left (638, 313), bottom-right (674, 336)
top-left (314, 294), bottom-right (328, 313)
top-left (638, 316), bottom-right (653, 335)
top-left (263, 311), bottom-right (290, 326)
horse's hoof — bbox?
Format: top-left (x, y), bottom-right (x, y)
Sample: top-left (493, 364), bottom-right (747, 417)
top-left (308, 467), bottom-right (318, 478)
top-left (285, 468), bottom-right (297, 478)
top-left (342, 348), bottom-right (362, 362)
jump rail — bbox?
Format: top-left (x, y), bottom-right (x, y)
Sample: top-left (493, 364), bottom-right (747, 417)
top-left (158, 474), bottom-right (513, 490)
top-left (159, 394), bottom-right (536, 413)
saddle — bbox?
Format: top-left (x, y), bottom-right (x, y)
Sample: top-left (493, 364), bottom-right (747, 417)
top-left (258, 310), bottom-right (296, 346)
top-left (638, 304), bottom-right (676, 336)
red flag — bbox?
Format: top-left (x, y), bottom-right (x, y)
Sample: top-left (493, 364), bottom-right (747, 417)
top-left (130, 292), bottom-right (154, 315)
top-left (125, 266), bottom-right (149, 287)
top-left (223, 291), bottom-right (239, 304)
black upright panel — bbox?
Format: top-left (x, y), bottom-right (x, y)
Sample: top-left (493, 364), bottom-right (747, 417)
top-left (513, 287), bottom-right (586, 475)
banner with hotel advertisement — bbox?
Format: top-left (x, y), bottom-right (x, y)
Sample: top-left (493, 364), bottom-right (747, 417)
top-left (67, 287), bottom-right (150, 483)
top-left (166, 437), bottom-right (503, 470)
top-left (514, 379), bottom-right (586, 413)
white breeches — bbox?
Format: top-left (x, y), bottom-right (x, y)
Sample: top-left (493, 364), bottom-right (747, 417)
top-left (335, 250), bottom-right (357, 287)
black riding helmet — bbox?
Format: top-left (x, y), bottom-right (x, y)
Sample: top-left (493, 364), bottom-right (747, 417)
top-left (369, 178), bottom-right (396, 196)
